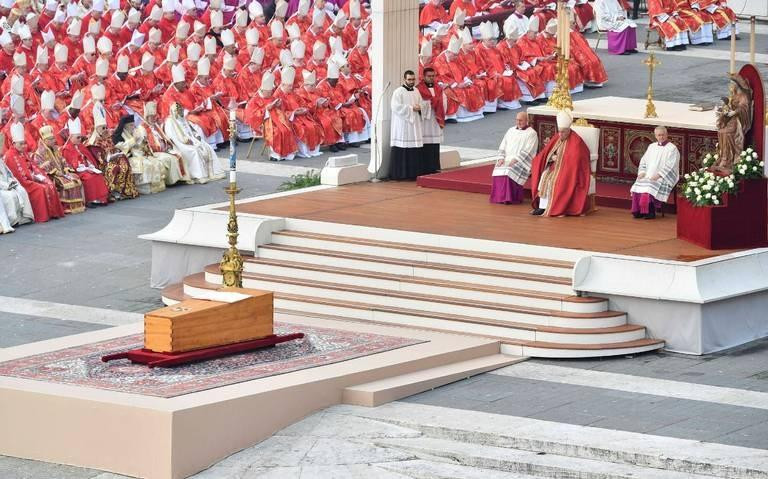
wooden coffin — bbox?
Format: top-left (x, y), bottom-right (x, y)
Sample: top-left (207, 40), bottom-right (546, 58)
top-left (144, 288), bottom-right (274, 353)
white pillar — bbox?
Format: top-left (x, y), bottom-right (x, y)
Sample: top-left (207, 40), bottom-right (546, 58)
top-left (368, 0), bottom-right (420, 179)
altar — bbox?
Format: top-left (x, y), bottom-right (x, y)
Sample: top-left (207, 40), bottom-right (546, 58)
top-left (527, 97), bottom-right (719, 183)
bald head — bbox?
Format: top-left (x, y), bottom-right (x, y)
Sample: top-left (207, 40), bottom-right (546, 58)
top-left (516, 111), bottom-right (529, 129)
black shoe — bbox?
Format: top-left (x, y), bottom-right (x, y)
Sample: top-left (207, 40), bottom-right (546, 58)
top-left (329, 144), bottom-right (340, 152)
top-left (349, 142), bottom-right (360, 148)
top-left (364, 138), bottom-right (371, 144)
top-left (632, 212), bottom-right (642, 219)
top-left (337, 143), bottom-right (347, 150)
top-left (446, 118), bottom-right (458, 124)
top-left (644, 211), bottom-right (656, 219)
top-left (627, 49), bottom-right (638, 54)
top-left (530, 208), bottom-right (545, 216)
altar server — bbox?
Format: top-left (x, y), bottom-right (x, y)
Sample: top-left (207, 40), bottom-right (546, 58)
top-left (417, 67), bottom-right (445, 176)
top-left (530, 110), bottom-right (591, 216)
top-left (389, 70), bottom-right (428, 180)
top-left (491, 112), bottom-right (538, 204)
top-left (594, 0), bottom-right (638, 55)
top-left (630, 126), bottom-right (680, 219)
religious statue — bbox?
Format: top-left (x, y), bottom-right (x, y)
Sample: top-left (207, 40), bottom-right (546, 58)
top-left (714, 74), bottom-right (753, 172)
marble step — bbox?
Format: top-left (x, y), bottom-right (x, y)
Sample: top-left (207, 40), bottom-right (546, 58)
top-left (271, 230), bottom-right (575, 277)
top-left (342, 354), bottom-right (523, 408)
top-left (373, 436), bottom-right (718, 479)
top-left (244, 257), bottom-right (607, 313)
top-left (335, 402), bottom-right (768, 479)
top-left (203, 266), bottom-right (628, 329)
top-left (255, 244), bottom-right (575, 295)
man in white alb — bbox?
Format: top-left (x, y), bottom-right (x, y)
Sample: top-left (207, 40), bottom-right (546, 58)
top-left (490, 111), bottom-right (539, 204)
top-left (389, 70), bottom-right (428, 180)
top-left (630, 126), bottom-right (680, 219)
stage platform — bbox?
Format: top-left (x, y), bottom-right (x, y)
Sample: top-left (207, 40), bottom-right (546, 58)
top-left (415, 162), bottom-right (673, 212)
top-left (0, 312), bottom-right (516, 479)
top-left (229, 181), bottom-right (719, 261)
top-left (141, 181), bottom-right (768, 359)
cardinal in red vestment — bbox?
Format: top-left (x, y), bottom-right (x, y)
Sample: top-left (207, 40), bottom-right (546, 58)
top-left (530, 111), bottom-right (592, 217)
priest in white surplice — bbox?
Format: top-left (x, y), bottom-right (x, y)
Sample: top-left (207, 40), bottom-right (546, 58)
top-left (490, 112), bottom-right (539, 204)
top-left (594, 0), bottom-right (638, 55)
top-left (389, 70), bottom-right (428, 180)
top-left (630, 126), bottom-right (680, 219)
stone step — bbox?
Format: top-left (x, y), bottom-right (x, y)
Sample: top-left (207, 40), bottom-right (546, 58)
top-left (244, 257), bottom-right (606, 313)
top-left (334, 402), bottom-right (768, 479)
top-left (373, 436), bottom-right (717, 479)
top-left (164, 276), bottom-right (664, 358)
top-left (376, 460), bottom-right (544, 479)
top-left (271, 230), bottom-right (575, 277)
top-left (203, 266), bottom-right (628, 329)
top-left (342, 354), bottom-right (522, 408)
top-left (255, 244), bottom-right (575, 295)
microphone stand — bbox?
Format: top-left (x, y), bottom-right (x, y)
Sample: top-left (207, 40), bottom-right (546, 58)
top-left (371, 80), bottom-right (391, 183)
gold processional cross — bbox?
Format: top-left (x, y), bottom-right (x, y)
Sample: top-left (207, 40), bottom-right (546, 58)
top-left (643, 53), bottom-right (660, 119)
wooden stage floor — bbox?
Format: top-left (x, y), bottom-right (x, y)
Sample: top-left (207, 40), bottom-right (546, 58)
top-left (233, 182), bottom-right (740, 261)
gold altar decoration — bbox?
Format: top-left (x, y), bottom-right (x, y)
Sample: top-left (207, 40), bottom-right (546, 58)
top-left (219, 106), bottom-right (244, 288)
top-left (546, 0), bottom-right (573, 111)
top-left (643, 53), bottom-right (660, 119)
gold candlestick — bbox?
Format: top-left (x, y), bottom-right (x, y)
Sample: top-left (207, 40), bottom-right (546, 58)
top-left (643, 53), bottom-right (660, 119)
top-left (219, 107), bottom-right (243, 288)
top-left (546, 47), bottom-right (573, 111)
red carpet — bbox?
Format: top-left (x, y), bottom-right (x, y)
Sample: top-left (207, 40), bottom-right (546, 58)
top-left (417, 164), bottom-right (677, 212)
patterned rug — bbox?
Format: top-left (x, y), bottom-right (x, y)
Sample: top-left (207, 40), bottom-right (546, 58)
top-left (0, 322), bottom-right (426, 398)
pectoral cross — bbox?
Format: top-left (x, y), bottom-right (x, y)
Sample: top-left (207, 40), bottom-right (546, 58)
top-left (643, 53), bottom-right (660, 119)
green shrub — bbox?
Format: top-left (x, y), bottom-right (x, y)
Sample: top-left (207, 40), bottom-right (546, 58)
top-left (278, 170), bottom-right (322, 191)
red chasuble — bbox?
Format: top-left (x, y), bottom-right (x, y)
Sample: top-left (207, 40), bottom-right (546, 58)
top-left (419, 2), bottom-right (450, 27)
top-left (530, 131), bottom-right (592, 217)
top-left (417, 81), bottom-right (445, 128)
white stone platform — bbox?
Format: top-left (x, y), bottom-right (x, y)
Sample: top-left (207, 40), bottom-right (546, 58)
top-left (0, 313), bottom-right (515, 479)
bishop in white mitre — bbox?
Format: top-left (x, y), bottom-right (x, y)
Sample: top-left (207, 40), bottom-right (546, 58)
top-left (594, 0), bottom-right (638, 55)
top-left (490, 111), bottom-right (539, 204)
top-left (388, 70), bottom-right (428, 181)
top-left (630, 126), bottom-right (680, 219)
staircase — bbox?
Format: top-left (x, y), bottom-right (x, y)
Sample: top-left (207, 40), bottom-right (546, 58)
top-left (164, 229), bottom-right (664, 358)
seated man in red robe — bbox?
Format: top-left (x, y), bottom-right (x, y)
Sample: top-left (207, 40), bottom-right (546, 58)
top-left (244, 71), bottom-right (298, 161)
top-left (516, 17), bottom-right (557, 97)
top-left (4, 121), bottom-right (65, 222)
top-left (61, 117), bottom-right (110, 206)
top-left (432, 35), bottom-right (485, 123)
top-left (296, 69), bottom-right (344, 152)
top-left (274, 66), bottom-right (324, 158)
top-left (538, 20), bottom-right (584, 92)
top-left (498, 17), bottom-right (547, 102)
top-left (647, 0), bottom-right (690, 50)
top-left (571, 0), bottom-right (596, 33)
top-left (530, 110), bottom-right (591, 217)
top-left (477, 21), bottom-right (522, 111)
top-left (419, 0), bottom-right (450, 31)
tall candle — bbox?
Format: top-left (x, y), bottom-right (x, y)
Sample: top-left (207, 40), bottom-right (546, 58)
top-left (229, 108), bottom-right (236, 184)
top-left (750, 17), bottom-right (756, 64)
top-left (729, 23), bottom-right (736, 74)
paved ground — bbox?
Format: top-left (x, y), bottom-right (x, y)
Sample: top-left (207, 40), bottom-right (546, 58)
top-left (1, 20), bottom-right (768, 479)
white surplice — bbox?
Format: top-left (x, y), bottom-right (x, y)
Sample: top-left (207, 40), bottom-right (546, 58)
top-left (594, 0), bottom-right (637, 31)
top-left (492, 126), bottom-right (539, 186)
top-left (630, 141), bottom-right (680, 202)
top-left (390, 86), bottom-right (427, 149)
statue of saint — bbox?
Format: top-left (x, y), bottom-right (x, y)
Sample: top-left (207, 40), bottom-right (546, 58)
top-left (714, 74), bottom-right (753, 172)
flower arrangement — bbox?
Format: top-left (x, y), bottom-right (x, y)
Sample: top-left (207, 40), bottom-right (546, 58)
top-left (733, 147), bottom-right (764, 181)
top-left (682, 147), bottom-right (763, 207)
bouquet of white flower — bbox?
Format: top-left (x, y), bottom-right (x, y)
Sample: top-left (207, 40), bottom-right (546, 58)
top-left (682, 168), bottom-right (737, 206)
top-left (733, 147), bottom-right (764, 181)
top-left (682, 148), bottom-right (763, 207)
